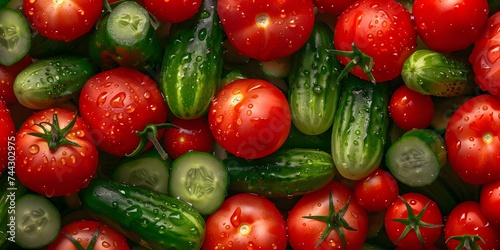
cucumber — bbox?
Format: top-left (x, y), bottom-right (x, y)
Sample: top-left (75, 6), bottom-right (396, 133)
top-left (79, 178), bottom-right (205, 250)
top-left (13, 55), bottom-right (96, 109)
top-left (0, 176), bottom-right (26, 248)
top-left (160, 0), bottom-right (224, 119)
top-left (223, 148), bottom-right (335, 198)
top-left (0, 7), bottom-right (31, 66)
top-left (331, 74), bottom-right (390, 180)
top-left (401, 49), bottom-right (475, 97)
top-left (280, 123), bottom-right (332, 153)
top-left (288, 21), bottom-right (342, 135)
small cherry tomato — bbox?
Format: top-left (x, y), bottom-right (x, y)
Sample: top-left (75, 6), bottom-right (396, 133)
top-left (163, 117), bottom-right (215, 159)
top-left (389, 85), bottom-right (435, 131)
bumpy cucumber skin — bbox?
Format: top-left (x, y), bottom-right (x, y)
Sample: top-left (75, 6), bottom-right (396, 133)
top-left (288, 21), bottom-right (342, 135)
top-left (223, 148), bottom-right (336, 198)
top-left (160, 0), bottom-right (224, 119)
top-left (331, 75), bottom-right (390, 180)
top-left (401, 49), bottom-right (475, 97)
top-left (13, 55), bottom-right (96, 109)
top-left (79, 178), bottom-right (205, 250)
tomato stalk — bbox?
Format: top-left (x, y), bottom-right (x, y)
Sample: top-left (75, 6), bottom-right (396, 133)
top-left (127, 123), bottom-right (177, 160)
top-left (327, 43), bottom-right (376, 84)
top-left (63, 226), bottom-right (100, 250)
top-left (302, 192), bottom-right (357, 248)
top-left (29, 113), bottom-right (80, 151)
top-left (446, 235), bottom-right (486, 250)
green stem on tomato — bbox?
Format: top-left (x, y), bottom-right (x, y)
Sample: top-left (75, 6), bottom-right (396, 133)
top-left (29, 113), bottom-right (80, 151)
top-left (446, 234), bottom-right (486, 250)
top-left (127, 123), bottom-right (177, 160)
top-left (327, 43), bottom-right (376, 84)
top-left (63, 226), bottom-right (100, 250)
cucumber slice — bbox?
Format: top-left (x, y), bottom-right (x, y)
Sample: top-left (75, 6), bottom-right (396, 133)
top-left (0, 7), bottom-right (31, 66)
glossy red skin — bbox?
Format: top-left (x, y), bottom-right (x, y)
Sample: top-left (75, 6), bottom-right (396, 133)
top-left (23, 0), bottom-right (102, 41)
top-left (0, 55), bottom-right (32, 105)
top-left (480, 179), bottom-right (500, 228)
top-left (388, 85), bottom-right (435, 131)
top-left (0, 100), bottom-right (15, 174)
top-left (384, 193), bottom-right (443, 249)
top-left (354, 169), bottom-right (399, 212)
top-left (79, 67), bottom-right (168, 157)
top-left (469, 11), bottom-right (500, 97)
top-left (334, 0), bottom-right (417, 83)
top-left (445, 94), bottom-right (500, 185)
top-left (313, 0), bottom-right (357, 15)
top-left (217, 0), bottom-right (315, 61)
top-left (208, 79), bottom-right (291, 159)
top-left (287, 181), bottom-right (369, 250)
top-left (47, 220), bottom-right (130, 250)
top-left (413, 0), bottom-right (489, 53)
top-left (444, 201), bottom-right (500, 250)
top-left (202, 193), bottom-right (287, 250)
top-left (144, 0), bottom-right (201, 23)
top-left (15, 108), bottom-right (98, 197)
top-left (163, 116), bottom-right (215, 159)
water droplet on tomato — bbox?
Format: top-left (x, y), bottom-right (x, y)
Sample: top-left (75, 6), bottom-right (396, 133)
top-left (110, 92), bottom-right (126, 108)
top-left (28, 144), bottom-right (39, 154)
top-left (230, 207), bottom-right (242, 227)
top-left (96, 92), bottom-right (108, 108)
top-left (125, 104), bottom-right (136, 113)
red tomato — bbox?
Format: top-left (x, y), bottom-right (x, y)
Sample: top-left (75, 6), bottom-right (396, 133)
top-left (79, 67), bottom-right (168, 157)
top-left (23, 0), bottom-right (102, 41)
top-left (163, 116), bottom-right (215, 159)
top-left (217, 0), bottom-right (315, 61)
top-left (202, 193), bottom-right (287, 250)
top-left (469, 11), bottom-right (500, 97)
top-left (334, 0), bottom-right (417, 83)
top-left (384, 193), bottom-right (443, 249)
top-left (354, 169), bottom-right (399, 212)
top-left (0, 100), bottom-right (15, 174)
top-left (144, 0), bottom-right (201, 23)
top-left (445, 94), bottom-right (500, 185)
top-left (287, 181), bottom-right (369, 250)
top-left (208, 79), bottom-right (291, 159)
top-left (413, 0), bottom-right (489, 53)
top-left (15, 108), bottom-right (98, 197)
top-left (0, 55), bottom-right (32, 105)
top-left (444, 201), bottom-right (500, 250)
top-left (388, 85), bottom-right (435, 131)
top-left (480, 179), bottom-right (500, 228)
top-left (47, 220), bottom-right (130, 250)
top-left (313, 0), bottom-right (356, 15)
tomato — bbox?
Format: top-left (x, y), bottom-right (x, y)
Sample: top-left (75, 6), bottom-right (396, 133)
top-left (287, 181), bottom-right (369, 250)
top-left (79, 67), bottom-right (168, 157)
top-left (144, 0), bottom-right (201, 23)
top-left (217, 0), bottom-right (315, 61)
top-left (388, 85), bottom-right (435, 131)
top-left (23, 0), bottom-right (102, 42)
top-left (445, 94), bottom-right (500, 185)
top-left (313, 0), bottom-right (356, 15)
top-left (15, 108), bottom-right (98, 197)
top-left (469, 11), bottom-right (500, 97)
top-left (163, 116), bottom-right (215, 159)
top-left (208, 79), bottom-right (291, 159)
top-left (333, 0), bottom-right (417, 83)
top-left (0, 55), bottom-right (32, 105)
top-left (354, 169), bottom-right (399, 212)
top-left (0, 100), bottom-right (15, 174)
top-left (444, 201), bottom-right (500, 250)
top-left (413, 0), bottom-right (489, 53)
top-left (202, 193), bottom-right (287, 250)
top-left (47, 220), bottom-right (130, 250)
top-left (479, 179), bottom-right (500, 228)
top-left (384, 193), bottom-right (443, 249)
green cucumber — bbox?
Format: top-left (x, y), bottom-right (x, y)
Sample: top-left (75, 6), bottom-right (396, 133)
top-left (0, 176), bottom-right (26, 248)
top-left (79, 178), bottom-right (205, 250)
top-left (281, 123), bottom-right (332, 153)
top-left (0, 7), bottom-right (31, 66)
top-left (401, 49), bottom-right (475, 97)
top-left (223, 148), bottom-right (335, 198)
top-left (331, 74), bottom-right (390, 180)
top-left (160, 0), bottom-right (224, 119)
top-left (288, 21), bottom-right (342, 135)
top-left (13, 55), bottom-right (96, 109)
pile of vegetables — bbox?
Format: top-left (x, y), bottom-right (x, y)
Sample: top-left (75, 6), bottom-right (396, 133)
top-left (1, 0), bottom-right (500, 249)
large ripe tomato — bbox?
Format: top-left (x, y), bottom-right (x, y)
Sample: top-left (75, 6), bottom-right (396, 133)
top-left (163, 116), bottom-right (214, 159)
top-left (202, 193), bottom-right (288, 250)
top-left (479, 179), bottom-right (500, 228)
top-left (413, 0), bottom-right (489, 53)
top-left (15, 108), bottom-right (98, 197)
top-left (313, 0), bottom-right (356, 15)
top-left (388, 85), bottom-right (435, 131)
top-left (79, 67), bottom-right (168, 157)
top-left (445, 94), bottom-right (500, 185)
top-left (217, 0), bottom-right (315, 61)
top-left (354, 168), bottom-right (399, 212)
top-left (334, 0), bottom-right (417, 83)
top-left (384, 193), bottom-right (443, 249)
top-left (0, 55), bottom-right (32, 105)
top-left (144, 0), bottom-right (201, 23)
top-left (469, 11), bottom-right (500, 97)
top-left (47, 220), bottom-right (130, 250)
top-left (23, 0), bottom-right (102, 42)
top-left (287, 181), bottom-right (369, 250)
top-left (444, 201), bottom-right (500, 250)
top-left (0, 100), bottom-right (15, 174)
top-left (208, 78), bottom-right (291, 159)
